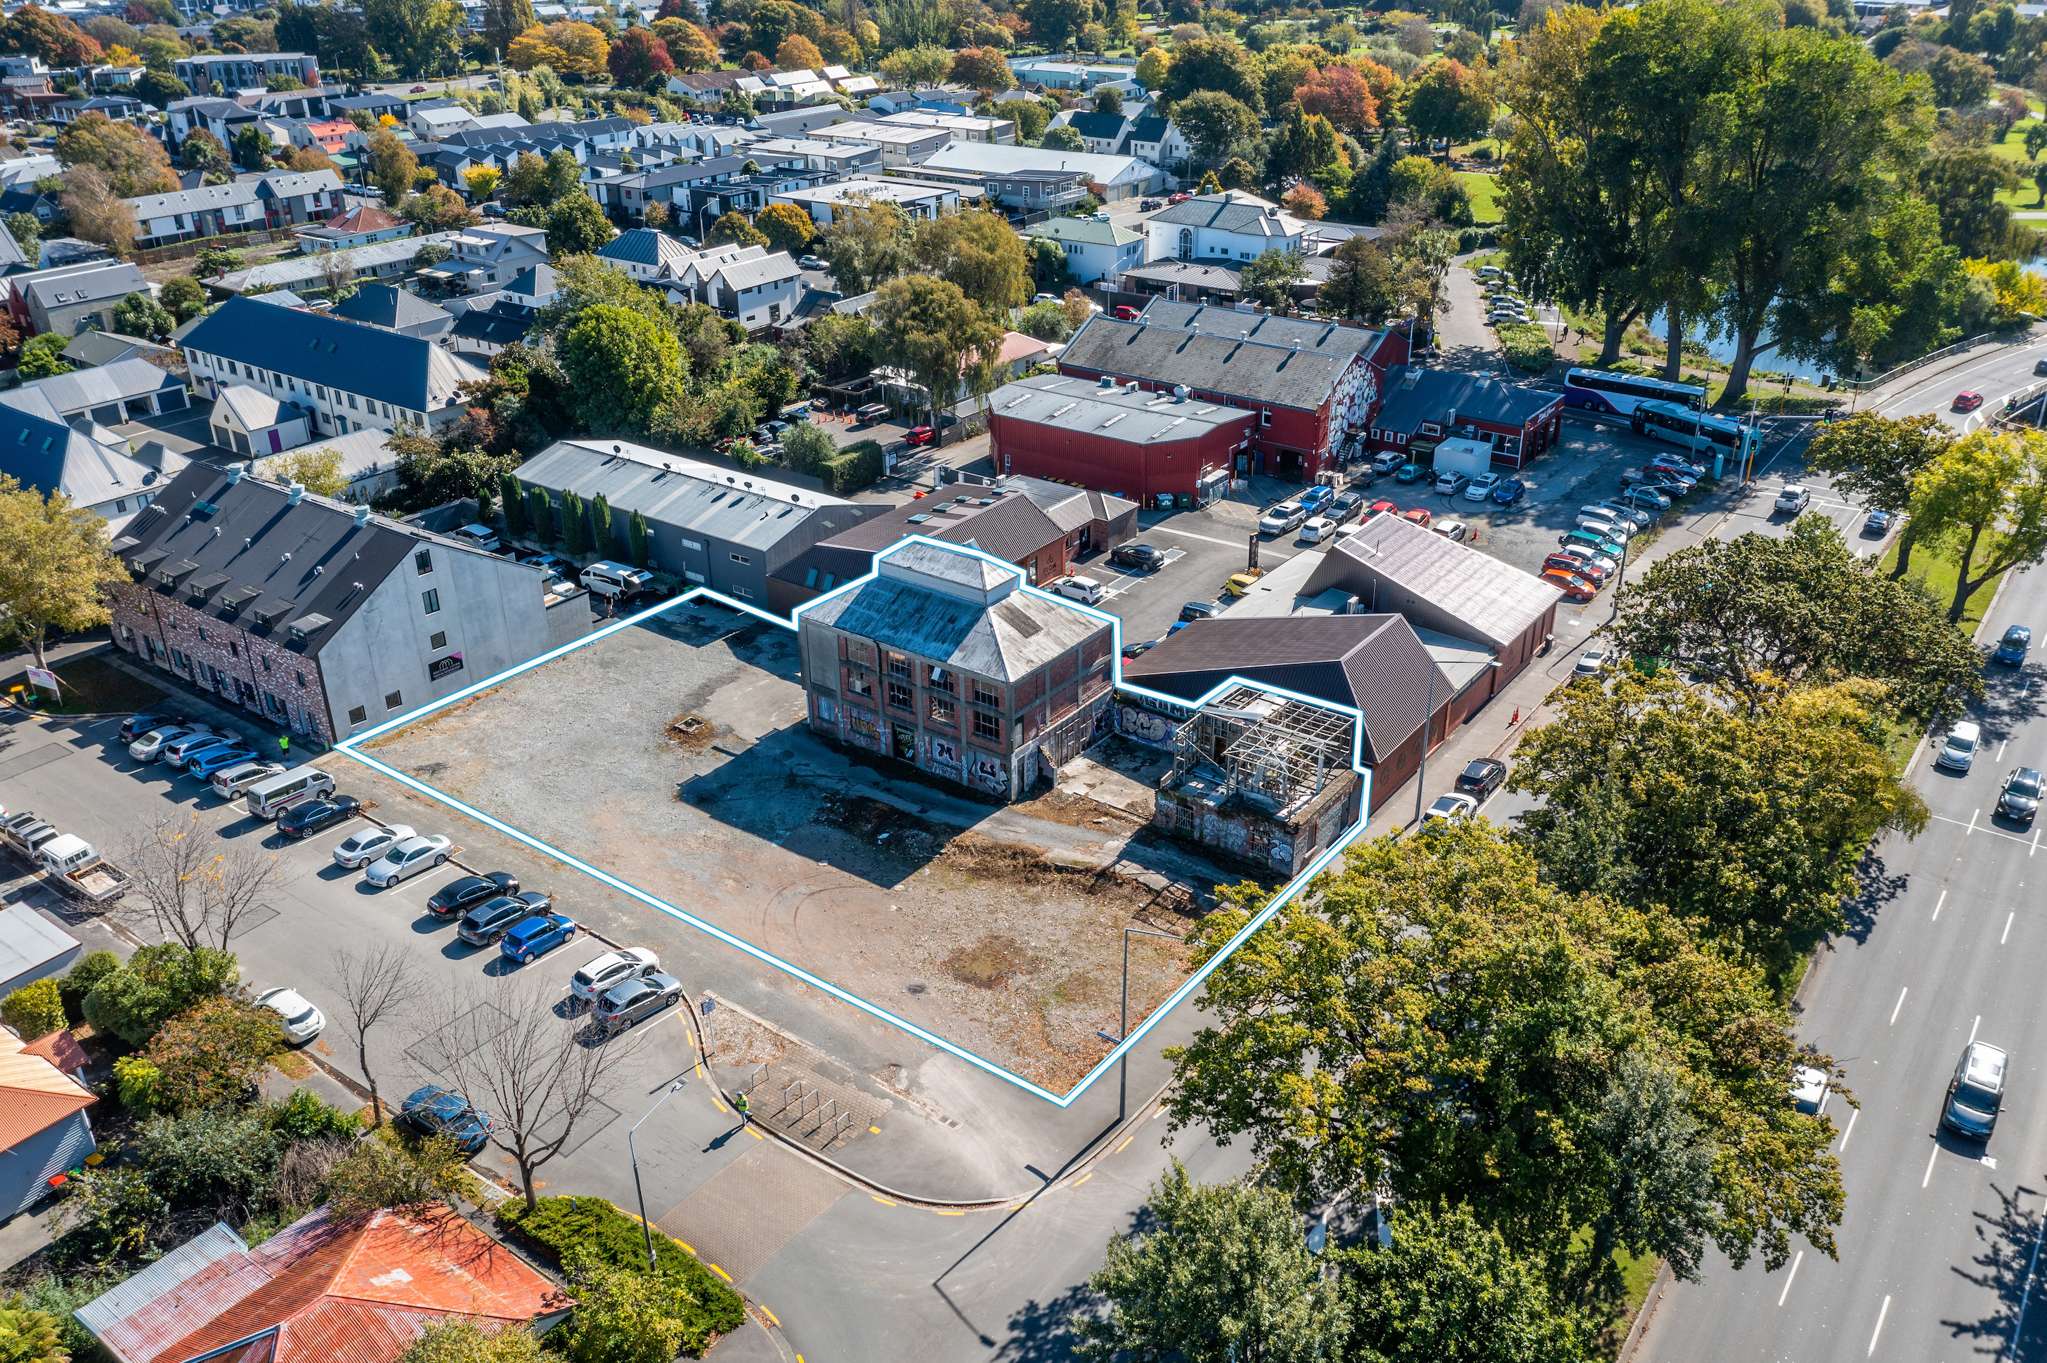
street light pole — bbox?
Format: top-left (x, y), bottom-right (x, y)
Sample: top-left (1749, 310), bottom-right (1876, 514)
top-left (1608, 531), bottom-right (1631, 623)
top-left (629, 1077), bottom-right (688, 1271)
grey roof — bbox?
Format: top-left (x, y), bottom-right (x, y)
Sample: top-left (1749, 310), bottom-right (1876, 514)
top-left (505, 262), bottom-right (557, 297)
top-left (1147, 191), bottom-right (1297, 236)
top-left (1120, 259), bottom-right (1243, 290)
top-left (0, 358), bottom-right (183, 419)
top-left (110, 464), bottom-right (435, 653)
top-left (0, 217), bottom-right (26, 273)
top-left (1138, 301), bottom-right (1384, 363)
top-left (75, 1224), bottom-right (250, 1342)
top-left (61, 330), bottom-right (174, 368)
top-left (1059, 312), bottom-right (1366, 413)
top-left (1001, 473), bottom-right (1139, 534)
top-left (257, 426), bottom-right (399, 485)
top-left (599, 228), bottom-right (693, 274)
top-left (329, 282), bottom-right (453, 335)
top-left (1062, 111), bottom-right (1129, 144)
top-left (18, 261), bottom-right (146, 312)
top-left (1121, 612), bottom-right (1437, 762)
top-left (990, 373), bottom-right (1256, 446)
top-left (212, 233), bottom-right (453, 294)
top-left (448, 299), bottom-right (536, 347)
top-left (0, 400), bottom-right (177, 511)
top-left (1320, 514), bottom-right (1562, 650)
top-left (1371, 365), bottom-right (1563, 436)
top-left (516, 439), bottom-right (862, 553)
top-left (180, 294), bottom-right (484, 412)
top-left (775, 482), bottom-right (1066, 593)
top-left (1023, 216), bottom-right (1141, 248)
top-left (711, 251), bottom-right (801, 291)
top-left (216, 383), bottom-right (302, 430)
top-left (803, 541), bottom-right (1108, 682)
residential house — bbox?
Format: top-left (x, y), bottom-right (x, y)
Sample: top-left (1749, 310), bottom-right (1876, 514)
top-left (810, 120), bottom-right (950, 167)
top-left (988, 372), bottom-right (1256, 508)
top-left (1365, 365), bottom-right (1565, 470)
top-left (210, 234), bottom-right (451, 297)
top-left (698, 247), bottom-right (802, 331)
top-left (255, 425), bottom-right (403, 502)
top-left (1056, 299), bottom-right (1409, 483)
top-left (875, 110), bottom-right (1016, 144)
top-left (1144, 190), bottom-right (1309, 265)
top-left (165, 95), bottom-right (260, 151)
top-left (75, 1205), bottom-right (568, 1363)
top-left (62, 330), bottom-right (178, 370)
top-left (329, 283), bottom-right (455, 341)
top-left (0, 395), bottom-right (185, 528)
top-left (325, 91), bottom-right (405, 123)
top-left (107, 463), bottom-right (589, 743)
top-left (596, 226), bottom-right (697, 284)
top-left (172, 51), bottom-right (320, 92)
top-left (293, 201), bottom-right (410, 252)
top-left (749, 104), bottom-right (850, 139)
top-left (414, 224), bottom-right (551, 293)
top-left (181, 295), bottom-right (487, 438)
top-left (11, 260), bottom-right (148, 337)
top-left (921, 141), bottom-right (1165, 201)
top-left (210, 384), bottom-right (311, 456)
top-left (796, 538), bottom-right (1116, 801)
top-left (515, 439), bottom-right (881, 605)
top-left (1023, 215), bottom-right (1143, 284)
top-left (123, 170), bottom-right (344, 248)
top-left (0, 358), bottom-right (190, 425)
top-left (0, 1024), bottom-right (96, 1223)
top-left (747, 136), bottom-right (882, 177)
top-left (768, 176), bottom-right (960, 224)
top-left (51, 94), bottom-right (146, 125)
top-left (408, 102), bottom-right (481, 140)
top-left (446, 298), bottom-right (537, 358)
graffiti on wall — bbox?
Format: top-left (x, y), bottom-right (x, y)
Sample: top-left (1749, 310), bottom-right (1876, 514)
top-left (1116, 703), bottom-right (1175, 746)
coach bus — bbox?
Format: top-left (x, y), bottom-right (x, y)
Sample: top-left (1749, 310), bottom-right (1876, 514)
top-left (1563, 367), bottom-right (1708, 417)
top-left (1632, 398), bottom-right (1759, 469)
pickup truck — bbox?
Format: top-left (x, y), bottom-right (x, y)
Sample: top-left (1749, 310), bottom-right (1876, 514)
top-left (0, 810), bottom-right (62, 864)
top-left (37, 834), bottom-right (131, 905)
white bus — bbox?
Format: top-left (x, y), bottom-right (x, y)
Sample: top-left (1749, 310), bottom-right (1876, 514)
top-left (1563, 367), bottom-right (1708, 417)
top-left (1632, 399), bottom-right (1759, 465)
top-left (244, 764), bottom-right (335, 820)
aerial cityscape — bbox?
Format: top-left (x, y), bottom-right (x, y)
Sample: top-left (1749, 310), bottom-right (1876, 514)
top-left (0, 0), bottom-right (2042, 1358)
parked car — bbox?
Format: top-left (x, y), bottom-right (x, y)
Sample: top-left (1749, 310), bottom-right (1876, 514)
top-left (1594, 500), bottom-right (1655, 528)
top-left (1995, 624), bottom-right (2031, 664)
top-left (1574, 645), bottom-right (1611, 677)
top-left (1110, 542), bottom-right (1164, 571)
top-left (1999, 767), bottom-right (2043, 823)
top-left (1464, 473), bottom-right (1501, 502)
top-left (1330, 489), bottom-right (1367, 521)
top-left (1454, 758), bottom-right (1507, 801)
top-left (1623, 485), bottom-right (1672, 510)
top-left (185, 745), bottom-right (257, 782)
top-left (428, 871), bottom-right (521, 920)
top-left (1432, 520), bottom-right (1469, 542)
top-left (333, 824), bottom-right (414, 870)
top-left (1953, 390), bottom-right (1986, 413)
top-left (1545, 552), bottom-right (1611, 584)
top-left (1052, 575), bottom-right (1103, 604)
top-left (1371, 450), bottom-right (1406, 475)
top-left (1112, 304), bottom-right (1142, 320)
top-left (570, 948), bottom-right (661, 1004)
top-left (119, 713), bottom-right (167, 743)
top-left (1401, 507), bottom-right (1433, 528)
top-left (1942, 1041), bottom-right (2008, 1140)
top-left (1864, 507), bottom-right (1896, 535)
top-left (1179, 600), bottom-right (1221, 623)
top-left (596, 970), bottom-right (687, 1034)
top-left (1421, 793), bottom-right (1478, 827)
top-left (278, 795), bottom-right (361, 840)
top-left (1222, 570), bottom-right (1264, 597)
top-left (257, 986), bottom-right (325, 1045)
top-left (1122, 639), bottom-right (1158, 660)
top-left (1368, 499), bottom-right (1399, 518)
top-left (400, 1085), bottom-right (492, 1153)
top-left (448, 523), bottom-right (501, 553)
top-left (1299, 515), bottom-right (1338, 543)
top-left (1647, 453), bottom-right (1706, 480)
top-left (1560, 528), bottom-right (1626, 559)
top-left (500, 912), bottom-right (577, 965)
top-left (1259, 501), bottom-right (1307, 535)
top-left (161, 731), bottom-right (236, 770)
top-left (1434, 471), bottom-right (1470, 497)
top-left (1550, 544), bottom-right (1617, 577)
top-left (459, 892), bottom-right (553, 946)
top-left (1542, 568), bottom-right (1598, 602)
top-left (904, 425), bottom-right (936, 446)
top-left (209, 760), bottom-right (284, 800)
top-left (1774, 483), bottom-right (1811, 516)
top-left (1299, 484), bottom-right (1334, 513)
top-left (798, 254), bottom-right (829, 270)
top-left (1790, 1065), bottom-right (1829, 1116)
top-left (1395, 463), bottom-right (1425, 483)
top-left (362, 834), bottom-right (452, 888)
top-left (1936, 720), bottom-right (1983, 772)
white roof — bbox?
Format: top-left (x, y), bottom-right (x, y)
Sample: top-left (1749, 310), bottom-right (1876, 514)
top-left (772, 177), bottom-right (953, 207)
top-left (0, 903), bottom-right (78, 993)
top-left (923, 141), bottom-right (1161, 186)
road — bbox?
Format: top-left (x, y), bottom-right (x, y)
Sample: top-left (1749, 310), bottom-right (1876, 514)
top-left (1867, 335), bottom-right (2047, 433)
top-left (1631, 340), bottom-right (2047, 1363)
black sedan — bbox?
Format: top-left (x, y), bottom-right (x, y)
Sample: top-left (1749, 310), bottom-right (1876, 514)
top-left (427, 871), bottom-right (521, 920)
top-left (1999, 767), bottom-right (2042, 824)
top-left (276, 795), bottom-right (362, 839)
top-left (458, 891), bottom-right (553, 946)
top-left (1110, 542), bottom-right (1165, 572)
top-left (1454, 758), bottom-right (1507, 801)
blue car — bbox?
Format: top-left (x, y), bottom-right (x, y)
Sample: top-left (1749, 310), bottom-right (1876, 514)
top-left (399, 1085), bottom-right (491, 1153)
top-left (185, 746), bottom-right (256, 780)
top-left (1298, 484), bottom-right (1334, 513)
top-left (500, 912), bottom-right (578, 964)
top-left (1491, 478), bottom-right (1527, 506)
top-left (1996, 624), bottom-right (2032, 665)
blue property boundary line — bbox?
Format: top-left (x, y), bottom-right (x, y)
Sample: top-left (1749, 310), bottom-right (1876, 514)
top-left (336, 534), bottom-right (1374, 1108)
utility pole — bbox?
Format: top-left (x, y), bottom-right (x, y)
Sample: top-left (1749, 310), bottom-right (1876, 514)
top-left (628, 1077), bottom-right (689, 1270)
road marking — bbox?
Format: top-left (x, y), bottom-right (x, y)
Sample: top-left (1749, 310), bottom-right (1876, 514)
top-left (2034, 823), bottom-right (2041, 859)
top-left (1114, 1134), bottom-right (1135, 1154)
top-left (1934, 888), bottom-right (1948, 922)
top-left (747, 1126), bottom-right (764, 1141)
top-left (1973, 1014), bottom-right (1983, 1044)
top-left (1891, 986), bottom-right (1909, 1025)
top-left (1150, 524), bottom-right (1290, 558)
top-left (2000, 739), bottom-right (2010, 760)
top-left (2004, 1204), bottom-right (2047, 1361)
top-left (933, 1208), bottom-right (965, 1216)
top-left (1970, 808), bottom-right (1981, 836)
top-left (760, 1306), bottom-right (781, 1328)
top-left (1923, 1144), bottom-right (1940, 1188)
top-left (1071, 1171), bottom-right (1093, 1188)
top-left (709, 1264), bottom-right (732, 1282)
top-left (1839, 1108), bottom-right (1859, 1153)
top-left (1869, 1293), bottom-right (1892, 1355)
top-left (870, 1195), bottom-right (895, 1207)
top-left (1928, 810), bottom-right (2036, 849)
top-left (1986, 1156), bottom-right (2000, 1170)
top-left (2004, 912), bottom-right (2015, 945)
top-left (676, 1239), bottom-right (695, 1254)
top-left (1778, 1249), bottom-right (1804, 1306)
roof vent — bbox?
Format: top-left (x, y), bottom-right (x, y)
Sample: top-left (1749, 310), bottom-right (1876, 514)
top-left (313, 564), bottom-right (324, 575)
top-left (353, 504), bottom-right (371, 526)
top-left (224, 462), bottom-right (246, 485)
top-left (1174, 384), bottom-right (1188, 403)
top-left (1098, 375), bottom-right (1114, 389)
top-left (286, 482), bottom-right (305, 505)
top-left (280, 551), bottom-right (292, 564)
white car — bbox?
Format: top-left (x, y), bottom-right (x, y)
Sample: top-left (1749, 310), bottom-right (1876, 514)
top-left (570, 947), bottom-right (661, 1003)
top-left (1258, 501), bottom-right (1307, 535)
top-left (1464, 473), bottom-right (1501, 502)
top-left (128, 725), bottom-right (210, 762)
top-left (1421, 793), bottom-right (1479, 827)
top-left (1790, 1064), bottom-right (1828, 1116)
top-left (1936, 720), bottom-right (1983, 773)
top-left (1575, 646), bottom-right (1611, 677)
top-left (1576, 513), bottom-right (1633, 543)
top-left (333, 823), bottom-right (416, 870)
top-left (257, 986), bottom-right (325, 1045)
top-left (1775, 483), bottom-right (1811, 515)
top-left (364, 834), bottom-right (453, 887)
top-left (1051, 575), bottom-right (1103, 605)
top-left (1299, 515), bottom-right (1338, 543)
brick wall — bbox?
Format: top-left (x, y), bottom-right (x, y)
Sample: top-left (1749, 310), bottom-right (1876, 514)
top-left (110, 583), bottom-right (335, 742)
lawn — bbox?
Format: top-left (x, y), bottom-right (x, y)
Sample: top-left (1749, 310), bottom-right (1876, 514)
top-left (1456, 169), bottom-right (1503, 225)
top-left (1988, 116), bottom-right (2047, 212)
top-left (1879, 532), bottom-right (2002, 634)
top-left (1, 653), bottom-right (163, 716)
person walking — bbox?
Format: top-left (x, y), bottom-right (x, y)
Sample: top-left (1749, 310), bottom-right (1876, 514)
top-left (733, 1091), bottom-right (750, 1124)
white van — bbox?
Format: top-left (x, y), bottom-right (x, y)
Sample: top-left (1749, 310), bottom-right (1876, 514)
top-left (244, 764), bottom-right (336, 820)
top-left (581, 560), bottom-right (653, 600)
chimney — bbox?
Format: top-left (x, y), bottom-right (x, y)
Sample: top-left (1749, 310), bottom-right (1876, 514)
top-left (224, 462), bottom-right (247, 485)
top-left (353, 504), bottom-right (371, 526)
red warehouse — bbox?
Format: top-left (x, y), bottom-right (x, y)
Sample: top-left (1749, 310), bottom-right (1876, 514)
top-left (1054, 299), bottom-right (1409, 486)
top-left (988, 373), bottom-right (1257, 507)
top-left (1367, 365), bottom-right (1564, 470)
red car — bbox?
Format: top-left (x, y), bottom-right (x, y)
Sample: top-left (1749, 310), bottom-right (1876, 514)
top-left (1368, 499), bottom-right (1398, 517)
top-left (1402, 506), bottom-right (1433, 528)
top-left (904, 425), bottom-right (936, 446)
top-left (1112, 304), bottom-right (1141, 320)
top-left (1168, 191), bottom-right (1192, 204)
top-left (1953, 390), bottom-right (1985, 412)
top-left (1541, 567), bottom-right (1597, 602)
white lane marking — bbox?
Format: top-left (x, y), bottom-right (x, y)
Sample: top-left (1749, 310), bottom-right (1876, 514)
top-left (2000, 739), bottom-right (2010, 760)
top-left (1874, 343), bottom-right (2047, 413)
top-left (2005, 1205), bottom-right (2047, 1361)
top-left (1839, 1107), bottom-right (1859, 1153)
top-left (1928, 810), bottom-right (2035, 849)
top-left (1923, 1144), bottom-right (1941, 1188)
top-left (1150, 525), bottom-right (1290, 557)
top-left (1778, 1249), bottom-right (1805, 1307)
top-left (1972, 1014), bottom-right (1983, 1043)
top-left (2034, 822), bottom-right (2041, 859)
top-left (1869, 1293), bottom-right (1892, 1355)
top-left (1891, 986), bottom-right (1909, 1025)
top-left (1970, 808), bottom-right (1981, 836)
top-left (1934, 888), bottom-right (1949, 921)
top-left (2004, 912), bottom-right (2016, 945)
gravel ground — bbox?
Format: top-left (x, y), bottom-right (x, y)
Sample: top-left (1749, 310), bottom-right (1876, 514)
top-left (366, 600), bottom-right (1199, 1090)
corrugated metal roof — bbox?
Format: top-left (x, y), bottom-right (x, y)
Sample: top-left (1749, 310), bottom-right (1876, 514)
top-left (181, 295), bottom-right (483, 412)
top-left (1322, 514), bottom-right (1560, 649)
top-left (0, 1018), bottom-right (95, 1148)
top-left (990, 373), bottom-right (1255, 445)
top-left (0, 358), bottom-right (181, 419)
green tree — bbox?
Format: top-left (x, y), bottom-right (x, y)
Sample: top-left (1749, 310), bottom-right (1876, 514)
top-left (1040, 122), bottom-right (1088, 152)
top-left (15, 334), bottom-right (69, 380)
top-left (706, 211), bottom-right (768, 249)
top-left (526, 484), bottom-right (554, 543)
top-left (1510, 672), bottom-right (1927, 965)
top-left (158, 274), bottom-right (207, 324)
top-left (820, 195), bottom-right (914, 293)
top-left (481, 0), bottom-right (537, 54)
top-left (1606, 517), bottom-right (1982, 721)
top-left (1402, 58), bottom-right (1492, 145)
top-left (559, 303), bottom-right (686, 436)
top-left (627, 508), bottom-right (650, 567)
top-left (1076, 1161), bottom-right (1346, 1363)
top-left (128, 1106), bottom-right (279, 1219)
top-left (588, 492), bottom-right (613, 556)
top-left (363, 0), bottom-right (464, 77)
top-left (1267, 105), bottom-right (1345, 185)
top-left (3, 213), bottom-right (40, 263)
top-left (1320, 233), bottom-right (1401, 322)
top-left (558, 1253), bottom-right (712, 1363)
top-left (1919, 137), bottom-right (2017, 260)
top-left (399, 1319), bottom-right (550, 1363)
top-left (1161, 34), bottom-right (1264, 113)
top-left (1802, 412), bottom-right (1953, 576)
top-left (0, 476), bottom-right (126, 669)
top-left (869, 274), bottom-right (1002, 431)
top-left (390, 434), bottom-right (518, 513)
top-left (1174, 90), bottom-right (1261, 167)
top-left (134, 68), bottom-right (187, 108)
top-left (561, 489), bottom-right (588, 554)
top-left (500, 472), bottom-right (526, 536)
top-left (178, 129), bottom-right (229, 176)
top-left (112, 291), bottom-right (174, 340)
top-left (54, 1166), bottom-right (167, 1264)
top-left (1337, 1202), bottom-right (1593, 1363)
top-left (142, 995), bottom-right (283, 1113)
top-left (0, 1305), bottom-right (67, 1363)
top-left (1908, 428), bottom-right (2047, 622)
top-left (754, 202), bottom-right (815, 255)
top-left (265, 446), bottom-right (349, 498)
top-left (545, 192), bottom-right (615, 255)
top-left (365, 128), bottom-right (420, 203)
top-left (231, 124), bottom-right (272, 171)
top-left (1239, 249), bottom-right (1306, 312)
top-left (877, 42), bottom-right (952, 87)
top-left (0, 979), bottom-right (64, 1040)
top-left (913, 209), bottom-right (1030, 315)
top-left (54, 112), bottom-right (175, 196)
top-left (323, 1134), bottom-right (471, 1216)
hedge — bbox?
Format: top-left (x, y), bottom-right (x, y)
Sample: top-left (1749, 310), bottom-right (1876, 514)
top-left (819, 439), bottom-right (884, 495)
top-left (496, 1196), bottom-right (745, 1355)
top-left (1496, 321), bottom-right (1555, 375)
top-left (1, 977), bottom-right (64, 1039)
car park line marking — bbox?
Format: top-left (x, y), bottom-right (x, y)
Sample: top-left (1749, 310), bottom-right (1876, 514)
top-left (709, 1264), bottom-right (733, 1282)
top-left (1150, 525), bottom-right (1291, 557)
top-left (1970, 809), bottom-right (1981, 836)
top-left (1971, 1014), bottom-right (1982, 1043)
top-left (1070, 1172), bottom-right (1093, 1188)
top-left (1923, 1144), bottom-right (1941, 1189)
top-left (1891, 987), bottom-right (1909, 1025)
top-left (1778, 1250), bottom-right (1804, 1306)
top-left (1985, 1156), bottom-right (2000, 1169)
top-left (1839, 1108), bottom-right (1859, 1153)
top-left (1869, 1294), bottom-right (1892, 1355)
top-left (1934, 889), bottom-right (1948, 921)
top-left (2034, 824), bottom-right (2042, 858)
top-left (2004, 913), bottom-right (2015, 944)
top-left (2000, 739), bottom-right (2010, 760)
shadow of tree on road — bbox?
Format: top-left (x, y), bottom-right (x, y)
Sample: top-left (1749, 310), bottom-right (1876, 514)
top-left (1942, 1177), bottom-right (2044, 1357)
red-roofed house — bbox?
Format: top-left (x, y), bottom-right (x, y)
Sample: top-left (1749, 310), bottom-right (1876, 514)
top-left (75, 1206), bottom-right (570, 1363)
top-left (295, 203), bottom-right (413, 253)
